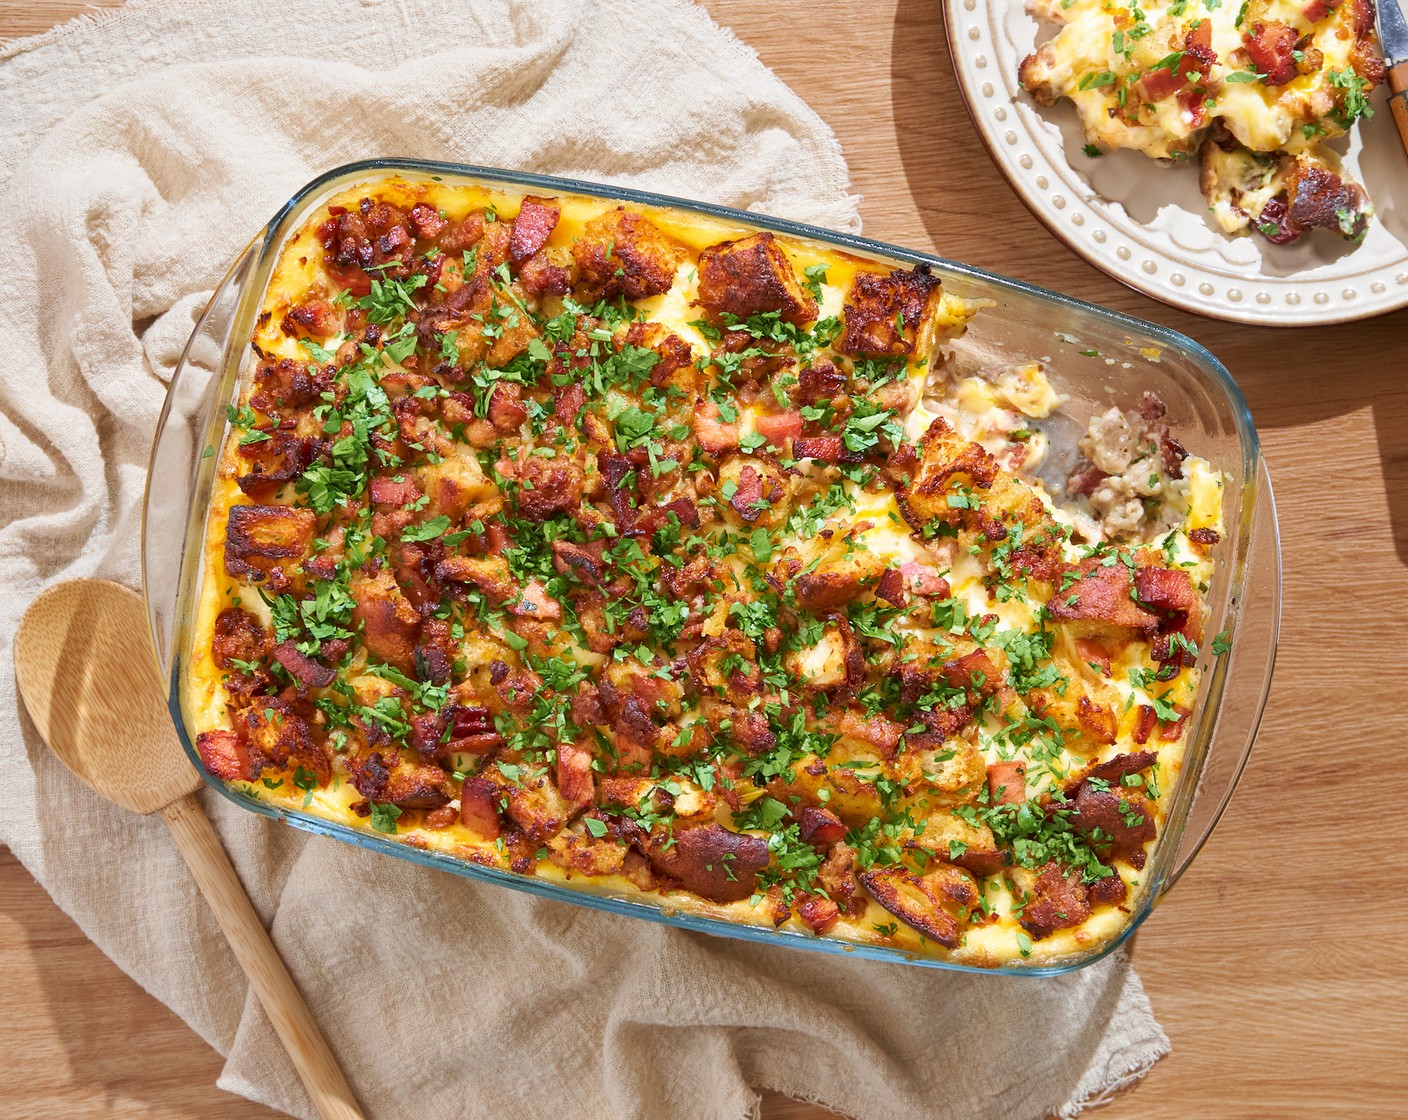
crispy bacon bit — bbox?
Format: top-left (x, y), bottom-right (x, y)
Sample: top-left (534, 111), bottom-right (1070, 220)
top-left (1021, 863), bottom-right (1093, 939)
top-left (1243, 21), bottom-right (1299, 86)
top-left (250, 357), bottom-right (328, 416)
top-left (1188, 527), bottom-right (1221, 547)
top-left (348, 752), bottom-right (452, 810)
top-left (517, 251), bottom-right (572, 297)
top-left (877, 561), bottom-right (951, 606)
top-left (1068, 782), bottom-right (1156, 863)
top-left (283, 298), bottom-right (339, 338)
top-left (196, 730), bottom-right (261, 782)
top-left (273, 640), bottom-right (335, 689)
top-left (572, 208), bottom-right (683, 301)
top-left (507, 578), bottom-right (561, 623)
top-left (509, 196), bottom-right (560, 262)
top-left (457, 776), bottom-right (501, 838)
top-left (510, 456), bottom-right (583, 521)
top-left (797, 360), bottom-right (846, 406)
top-left (693, 400), bottom-right (739, 454)
top-left (838, 266), bottom-right (943, 358)
top-left (1074, 637), bottom-right (1112, 677)
top-left (859, 863), bottom-right (978, 948)
top-left (1286, 159), bottom-right (1370, 240)
top-left (1133, 705), bottom-right (1157, 745)
top-left (798, 896), bottom-right (841, 935)
top-left (1069, 750), bottom-right (1158, 795)
top-left (223, 505), bottom-right (316, 588)
top-left (646, 824), bottom-right (770, 903)
top-left (986, 761), bottom-right (1027, 805)
top-left (212, 607), bottom-right (269, 670)
top-left (1302, 0), bottom-right (1342, 20)
top-left (728, 464), bottom-right (769, 523)
top-left (369, 475), bottom-right (421, 508)
top-left (797, 805), bottom-right (847, 845)
top-left (408, 203), bottom-right (446, 240)
top-left (696, 232), bottom-right (819, 325)
top-left (793, 435), bottom-right (861, 463)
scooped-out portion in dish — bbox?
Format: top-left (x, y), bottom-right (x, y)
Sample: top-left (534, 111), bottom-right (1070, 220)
top-left (1019, 0), bottom-right (1384, 244)
top-left (187, 175), bottom-right (1228, 967)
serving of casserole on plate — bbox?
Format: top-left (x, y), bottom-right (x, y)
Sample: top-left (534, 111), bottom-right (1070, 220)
top-left (144, 162), bottom-right (1277, 975)
top-left (947, 0), bottom-right (1408, 324)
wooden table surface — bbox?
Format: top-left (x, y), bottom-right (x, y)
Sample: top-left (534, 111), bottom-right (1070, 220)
top-left (4, 1), bottom-right (1407, 1118)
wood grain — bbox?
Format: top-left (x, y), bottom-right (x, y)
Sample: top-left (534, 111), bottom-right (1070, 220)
top-left (3, 2), bottom-right (1407, 1119)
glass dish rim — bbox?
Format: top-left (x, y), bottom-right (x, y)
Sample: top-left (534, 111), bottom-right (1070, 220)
top-left (145, 157), bottom-right (1270, 977)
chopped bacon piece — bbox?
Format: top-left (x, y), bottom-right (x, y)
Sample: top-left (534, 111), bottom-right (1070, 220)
top-left (1068, 782), bottom-right (1156, 862)
top-left (554, 382), bottom-right (586, 427)
top-left (408, 203), bottom-right (446, 240)
top-left (552, 539), bottom-right (608, 587)
top-left (797, 805), bottom-right (847, 845)
top-left (1068, 750), bottom-right (1158, 795)
top-left (695, 232), bottom-right (819, 325)
top-left (517, 252), bottom-right (572, 298)
top-left (556, 742), bottom-right (595, 810)
top-left (1287, 158), bottom-right (1371, 240)
top-left (646, 824), bottom-right (770, 903)
top-left (283, 297), bottom-right (339, 338)
top-left (728, 465), bottom-right (769, 523)
top-left (369, 475), bottom-right (421, 508)
top-left (1302, 0), bottom-right (1342, 20)
top-left (196, 730), bottom-right (262, 782)
top-left (509, 456), bottom-right (583, 521)
top-left (459, 776), bottom-right (503, 838)
top-left (877, 560), bottom-right (951, 606)
top-left (1020, 862), bottom-right (1093, 939)
top-left (986, 760), bottom-right (1027, 805)
top-left (348, 751), bottom-right (451, 810)
top-left (212, 607), bottom-right (269, 670)
top-left (793, 435), bottom-right (861, 462)
top-left (508, 196), bottom-right (560, 262)
top-left (273, 640), bottom-right (335, 689)
top-left (693, 400), bottom-right (739, 454)
top-left (571, 208), bottom-right (683, 301)
top-left (798, 895), bottom-right (841, 935)
top-left (488, 384), bottom-right (528, 432)
top-left (838, 266), bottom-right (943, 358)
top-left (1243, 21), bottom-right (1299, 86)
top-left (1133, 705), bottom-right (1157, 745)
top-left (797, 360), bottom-right (846, 405)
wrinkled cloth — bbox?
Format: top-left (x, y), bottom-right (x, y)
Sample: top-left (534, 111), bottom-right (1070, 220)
top-left (0, 2), bottom-right (1168, 1117)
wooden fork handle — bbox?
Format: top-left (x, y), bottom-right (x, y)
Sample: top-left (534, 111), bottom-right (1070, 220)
top-left (1390, 62), bottom-right (1408, 166)
top-left (161, 794), bottom-right (364, 1120)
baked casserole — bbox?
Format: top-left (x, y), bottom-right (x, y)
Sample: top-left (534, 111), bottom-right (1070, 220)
top-left (188, 177), bottom-right (1228, 967)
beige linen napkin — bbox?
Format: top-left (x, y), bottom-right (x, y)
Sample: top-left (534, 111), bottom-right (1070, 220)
top-left (0, 2), bottom-right (1169, 1117)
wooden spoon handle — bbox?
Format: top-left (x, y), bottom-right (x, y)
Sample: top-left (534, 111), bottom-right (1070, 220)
top-left (161, 794), bottom-right (364, 1120)
top-left (1390, 62), bottom-right (1408, 165)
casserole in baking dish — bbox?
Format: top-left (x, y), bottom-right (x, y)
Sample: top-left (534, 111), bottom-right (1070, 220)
top-left (143, 161), bottom-right (1279, 973)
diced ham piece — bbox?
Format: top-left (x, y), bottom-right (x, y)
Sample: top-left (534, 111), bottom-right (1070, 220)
top-left (753, 410), bottom-right (803, 445)
top-left (556, 742), bottom-right (595, 809)
top-left (797, 805), bottom-right (847, 845)
top-left (508, 196), bottom-right (561, 263)
top-left (986, 760), bottom-right (1027, 805)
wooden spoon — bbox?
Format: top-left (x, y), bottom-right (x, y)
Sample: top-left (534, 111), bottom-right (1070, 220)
top-left (14, 578), bottom-right (364, 1120)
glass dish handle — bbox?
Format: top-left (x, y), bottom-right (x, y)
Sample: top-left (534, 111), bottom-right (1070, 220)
top-left (143, 240), bottom-right (261, 682)
top-left (1161, 456), bottom-right (1280, 894)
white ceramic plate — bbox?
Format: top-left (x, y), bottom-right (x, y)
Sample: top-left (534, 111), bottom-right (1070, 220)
top-left (945, 0), bottom-right (1408, 325)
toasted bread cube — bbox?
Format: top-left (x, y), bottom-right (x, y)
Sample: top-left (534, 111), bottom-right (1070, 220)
top-left (571, 208), bottom-right (683, 300)
top-left (839, 266), bottom-right (944, 358)
top-left (696, 232), bottom-right (818, 325)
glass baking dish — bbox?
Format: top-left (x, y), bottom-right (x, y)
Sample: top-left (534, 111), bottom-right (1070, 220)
top-left (141, 159), bottom-right (1279, 975)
